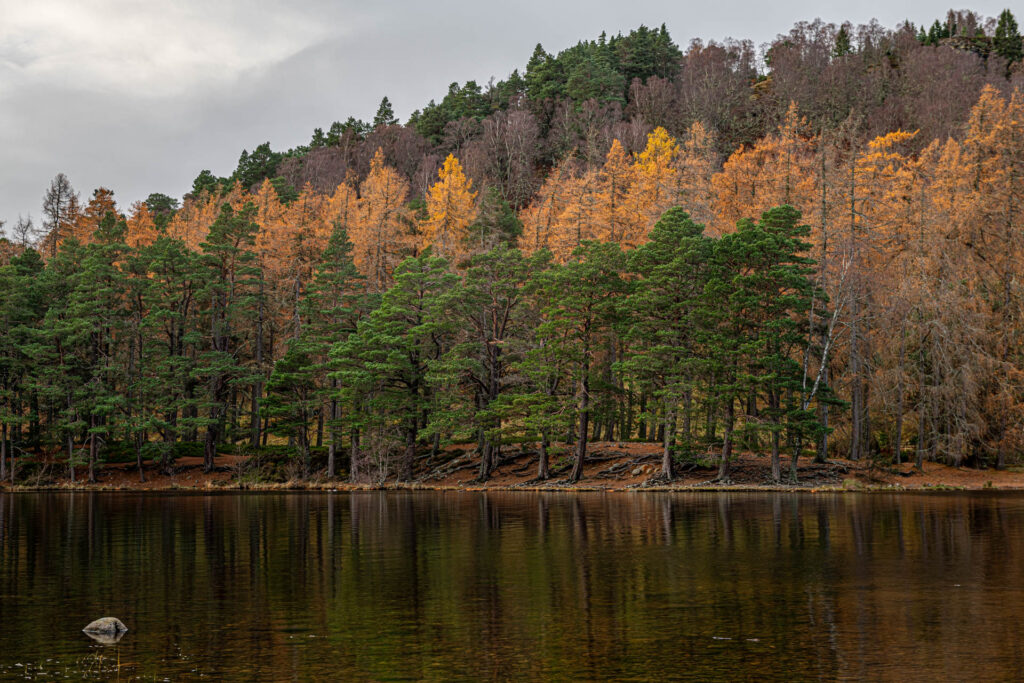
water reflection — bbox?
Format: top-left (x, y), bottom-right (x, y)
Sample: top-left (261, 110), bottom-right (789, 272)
top-left (1, 491), bottom-right (1023, 680)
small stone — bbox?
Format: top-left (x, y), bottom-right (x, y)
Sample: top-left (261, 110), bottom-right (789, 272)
top-left (82, 617), bottom-right (128, 644)
top-left (631, 467), bottom-right (643, 476)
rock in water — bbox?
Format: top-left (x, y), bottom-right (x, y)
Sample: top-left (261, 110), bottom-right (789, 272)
top-left (82, 617), bottom-right (127, 636)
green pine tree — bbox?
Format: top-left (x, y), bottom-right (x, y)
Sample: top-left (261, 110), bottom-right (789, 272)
top-left (995, 10), bottom-right (1023, 66)
top-left (531, 241), bottom-right (627, 482)
top-left (331, 250), bottom-right (457, 482)
top-left (622, 208), bottom-right (715, 479)
top-left (196, 202), bottom-right (262, 472)
top-left (301, 224), bottom-right (366, 478)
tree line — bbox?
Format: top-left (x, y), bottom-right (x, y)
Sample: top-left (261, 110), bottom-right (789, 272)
top-left (2, 14), bottom-right (1024, 484)
top-left (172, 11), bottom-right (1024, 212)
top-left (0, 192), bottom-right (828, 485)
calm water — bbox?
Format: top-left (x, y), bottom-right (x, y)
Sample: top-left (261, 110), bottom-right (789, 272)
top-left (1, 491), bottom-right (1024, 680)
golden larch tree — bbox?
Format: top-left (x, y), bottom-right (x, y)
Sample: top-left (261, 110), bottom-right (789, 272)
top-left (593, 139), bottom-right (638, 245)
top-left (552, 169), bottom-right (600, 261)
top-left (711, 102), bottom-right (815, 233)
top-left (520, 155), bottom-right (577, 255)
top-left (69, 187), bottom-right (118, 245)
top-left (421, 153), bottom-right (477, 263)
top-left (125, 201), bottom-right (160, 249)
top-left (632, 126), bottom-right (680, 232)
top-left (674, 121), bottom-right (718, 228)
top-left (353, 148), bottom-right (411, 292)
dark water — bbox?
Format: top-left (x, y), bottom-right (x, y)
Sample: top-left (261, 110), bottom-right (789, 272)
top-left (1, 492), bottom-right (1024, 681)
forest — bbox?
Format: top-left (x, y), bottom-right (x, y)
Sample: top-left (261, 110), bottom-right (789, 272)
top-left (2, 9), bottom-right (1024, 486)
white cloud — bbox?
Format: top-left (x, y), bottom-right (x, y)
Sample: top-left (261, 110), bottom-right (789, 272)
top-left (0, 0), bottom-right (341, 97)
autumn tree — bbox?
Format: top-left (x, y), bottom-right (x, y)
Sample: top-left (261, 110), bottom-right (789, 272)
top-left (421, 154), bottom-right (478, 263)
top-left (353, 148), bottom-right (410, 292)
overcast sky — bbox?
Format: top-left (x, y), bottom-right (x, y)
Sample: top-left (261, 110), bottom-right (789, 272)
top-left (0, 0), bottom-right (1013, 233)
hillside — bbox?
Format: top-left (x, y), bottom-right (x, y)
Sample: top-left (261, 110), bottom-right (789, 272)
top-left (2, 9), bottom-right (1024, 488)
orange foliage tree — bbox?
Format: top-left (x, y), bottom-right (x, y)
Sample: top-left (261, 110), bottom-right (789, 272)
top-left (353, 148), bottom-right (411, 292)
top-left (420, 153), bottom-right (477, 263)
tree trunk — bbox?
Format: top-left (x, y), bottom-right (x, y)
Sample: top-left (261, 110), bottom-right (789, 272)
top-left (816, 363), bottom-right (829, 464)
top-left (430, 432), bottom-right (440, 465)
top-left (136, 432), bottom-right (146, 483)
top-left (479, 442), bottom-right (493, 481)
top-left (894, 323), bottom-right (906, 466)
top-left (789, 437), bottom-right (802, 484)
top-left (718, 398), bottom-right (734, 482)
top-left (771, 430), bottom-right (781, 484)
top-left (348, 428), bottom-right (360, 484)
top-left (327, 400), bottom-right (338, 479)
top-left (401, 422), bottom-right (416, 481)
top-left (88, 416), bottom-right (97, 484)
top-left (67, 433), bottom-right (75, 483)
top-left (204, 414), bottom-right (218, 474)
top-left (916, 404), bottom-right (926, 471)
top-left (662, 406), bottom-right (675, 480)
top-left (0, 422), bottom-right (6, 482)
top-left (570, 367), bottom-right (589, 483)
top-left (638, 391), bottom-right (647, 441)
top-left (997, 412), bottom-right (1008, 471)
top-left (603, 418), bottom-right (614, 443)
top-left (299, 424), bottom-right (311, 479)
top-left (682, 389), bottom-right (692, 452)
top-left (537, 430), bottom-right (550, 480)
top-left (770, 392), bottom-right (781, 484)
top-left (624, 387), bottom-right (634, 442)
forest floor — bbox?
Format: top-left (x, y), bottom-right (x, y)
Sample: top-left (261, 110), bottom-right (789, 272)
top-left (4, 442), bottom-right (1024, 492)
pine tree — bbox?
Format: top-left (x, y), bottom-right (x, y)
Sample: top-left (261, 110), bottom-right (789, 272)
top-left (196, 202), bottom-right (261, 472)
top-left (467, 187), bottom-right (523, 253)
top-left (0, 249), bottom-right (45, 481)
top-left (428, 244), bottom-right (542, 480)
top-left (140, 235), bottom-right (204, 470)
top-left (995, 10), bottom-right (1023, 65)
top-left (24, 238), bottom-right (89, 480)
top-left (264, 339), bottom-right (319, 477)
top-left (63, 213), bottom-right (129, 482)
top-left (737, 206), bottom-right (821, 483)
top-left (532, 241), bottom-right (627, 482)
top-left (373, 96), bottom-right (399, 128)
top-left (622, 208), bottom-right (714, 479)
top-left (301, 224), bottom-right (366, 478)
top-left (833, 24), bottom-right (853, 58)
top-left (332, 251), bottom-right (457, 481)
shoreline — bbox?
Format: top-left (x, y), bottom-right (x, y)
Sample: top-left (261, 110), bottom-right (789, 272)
top-left (4, 443), bottom-right (1021, 493)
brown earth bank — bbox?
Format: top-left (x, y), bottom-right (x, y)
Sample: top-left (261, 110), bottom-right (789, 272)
top-left (3, 442), bottom-right (1024, 492)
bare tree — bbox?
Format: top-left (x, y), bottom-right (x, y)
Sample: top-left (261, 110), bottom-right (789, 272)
top-left (41, 173), bottom-right (78, 258)
top-left (12, 215), bottom-right (37, 248)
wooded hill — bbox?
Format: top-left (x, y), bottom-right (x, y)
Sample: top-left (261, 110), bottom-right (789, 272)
top-left (2, 9), bottom-right (1024, 485)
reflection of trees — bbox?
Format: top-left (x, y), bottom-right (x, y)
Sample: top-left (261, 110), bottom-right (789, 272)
top-left (0, 493), bottom-right (1023, 678)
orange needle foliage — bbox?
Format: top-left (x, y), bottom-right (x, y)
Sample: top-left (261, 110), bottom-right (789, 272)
top-left (420, 153), bottom-right (477, 263)
top-left (354, 148), bottom-right (411, 292)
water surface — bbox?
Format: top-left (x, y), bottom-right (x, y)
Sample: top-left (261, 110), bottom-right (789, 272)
top-left (1, 491), bottom-right (1023, 680)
